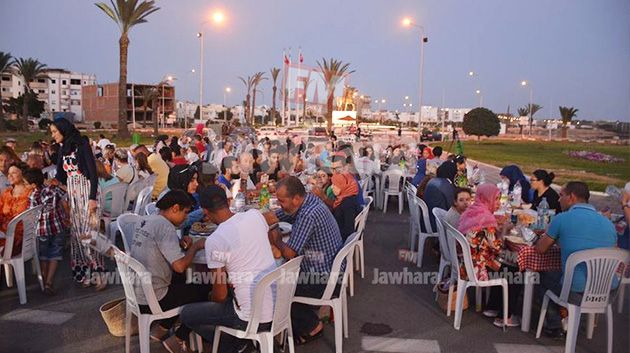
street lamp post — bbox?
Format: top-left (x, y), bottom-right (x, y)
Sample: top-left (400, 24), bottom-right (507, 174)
top-left (521, 80), bottom-right (533, 135)
top-left (224, 87), bottom-right (231, 122)
top-left (402, 17), bottom-right (428, 142)
top-left (197, 10), bottom-right (226, 129)
top-left (475, 89), bottom-right (483, 107)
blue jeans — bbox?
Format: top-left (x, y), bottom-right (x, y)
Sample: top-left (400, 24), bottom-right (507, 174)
top-left (536, 271), bottom-right (583, 330)
top-left (180, 298), bottom-right (271, 347)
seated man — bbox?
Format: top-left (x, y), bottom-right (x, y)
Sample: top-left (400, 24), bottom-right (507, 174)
top-left (129, 190), bottom-right (209, 352)
top-left (217, 156), bottom-right (240, 190)
top-left (444, 187), bottom-right (472, 228)
top-left (180, 185), bottom-right (276, 350)
top-left (535, 181), bottom-right (618, 338)
top-left (267, 176), bottom-right (343, 344)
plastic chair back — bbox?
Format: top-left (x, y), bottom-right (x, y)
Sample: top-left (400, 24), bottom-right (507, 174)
top-left (560, 248), bottom-right (630, 311)
top-left (321, 232), bottom-right (359, 301)
top-left (133, 186), bottom-right (154, 215)
top-left (2, 206), bottom-right (43, 262)
top-left (432, 208), bottom-right (451, 264)
top-left (444, 221), bottom-right (478, 285)
top-left (113, 247), bottom-right (163, 315)
top-left (243, 256), bottom-right (304, 336)
top-left (100, 182), bottom-right (128, 217)
top-left (415, 195), bottom-right (436, 234)
top-left (383, 170), bottom-right (404, 193)
top-left (145, 202), bottom-right (158, 216)
top-left (116, 213), bottom-right (143, 253)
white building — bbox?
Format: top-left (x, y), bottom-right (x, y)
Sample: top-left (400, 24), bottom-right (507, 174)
top-left (0, 68), bottom-right (96, 121)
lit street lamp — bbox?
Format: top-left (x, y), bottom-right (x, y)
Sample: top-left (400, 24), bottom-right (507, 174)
top-left (475, 89), bottom-right (483, 107)
top-left (224, 87), bottom-right (231, 121)
top-left (402, 17), bottom-right (428, 141)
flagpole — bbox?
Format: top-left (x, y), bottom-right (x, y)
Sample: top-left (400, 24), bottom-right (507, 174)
top-left (298, 47), bottom-right (302, 125)
top-left (282, 49), bottom-right (287, 126)
top-left (287, 47), bottom-right (292, 126)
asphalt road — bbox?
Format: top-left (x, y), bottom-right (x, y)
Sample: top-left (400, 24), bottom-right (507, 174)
top-left (1, 206), bottom-right (628, 353)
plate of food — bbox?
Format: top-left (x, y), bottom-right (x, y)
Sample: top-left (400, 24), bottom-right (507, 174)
top-left (513, 209), bottom-right (537, 226)
top-left (190, 222), bottom-right (217, 236)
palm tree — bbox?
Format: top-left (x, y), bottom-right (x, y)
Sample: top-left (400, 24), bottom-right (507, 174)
top-left (140, 86), bottom-right (158, 129)
top-left (250, 72), bottom-right (266, 125)
top-left (14, 58), bottom-right (47, 122)
top-left (302, 76), bottom-right (313, 122)
top-left (559, 106), bottom-right (578, 139)
top-left (0, 52), bottom-right (14, 116)
top-left (316, 58), bottom-right (355, 131)
top-left (269, 67), bottom-right (281, 124)
top-left (528, 103), bottom-right (542, 134)
top-left (517, 106), bottom-right (529, 135)
top-left (238, 75), bottom-right (254, 124)
top-left (95, 0), bottom-right (160, 138)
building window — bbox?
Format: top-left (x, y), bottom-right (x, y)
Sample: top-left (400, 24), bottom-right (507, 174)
top-left (1, 76), bottom-right (10, 81)
top-left (52, 109), bottom-right (55, 112)
top-left (72, 100), bottom-right (81, 106)
top-left (62, 80), bottom-right (67, 85)
top-left (38, 89), bottom-right (45, 94)
top-left (37, 78), bottom-right (46, 83)
top-left (83, 80), bottom-right (87, 84)
top-left (51, 79), bottom-right (56, 84)
top-left (70, 79), bottom-right (81, 85)
top-left (97, 86), bottom-right (103, 97)
top-left (51, 90), bottom-right (56, 94)
top-left (1, 88), bottom-right (5, 92)
top-left (62, 90), bottom-right (67, 95)
top-left (51, 101), bottom-right (56, 105)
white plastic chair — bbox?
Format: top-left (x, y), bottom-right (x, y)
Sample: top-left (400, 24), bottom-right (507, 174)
top-left (133, 186), bottom-right (154, 216)
top-left (292, 232), bottom-right (359, 353)
top-left (112, 247), bottom-right (188, 353)
top-left (42, 165), bottom-right (57, 179)
top-left (432, 207), bottom-right (454, 311)
top-left (414, 196), bottom-right (439, 268)
top-left (209, 256), bottom-right (304, 353)
top-left (536, 248), bottom-right (630, 353)
top-left (145, 202), bottom-right (158, 216)
top-left (405, 185), bottom-right (420, 251)
top-left (100, 182), bottom-right (128, 243)
top-left (359, 175), bottom-right (370, 201)
top-left (349, 196), bottom-right (373, 297)
top-left (0, 206), bottom-right (44, 305)
top-left (382, 169), bottom-right (404, 214)
top-left (116, 213), bottom-right (143, 253)
top-left (617, 275), bottom-right (630, 313)
top-left (444, 222), bottom-right (509, 330)
top-left (123, 178), bottom-right (146, 212)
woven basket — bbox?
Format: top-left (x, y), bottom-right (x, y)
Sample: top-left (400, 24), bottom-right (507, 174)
top-left (100, 298), bottom-right (139, 337)
top-left (436, 284), bottom-right (469, 313)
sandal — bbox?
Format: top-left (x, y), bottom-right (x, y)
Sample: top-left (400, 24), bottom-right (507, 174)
top-left (44, 284), bottom-right (56, 296)
top-left (296, 328), bottom-right (324, 345)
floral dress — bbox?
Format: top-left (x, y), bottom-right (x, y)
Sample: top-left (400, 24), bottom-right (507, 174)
top-left (462, 227), bottom-right (503, 281)
top-left (0, 186), bottom-right (32, 256)
top-left (63, 152), bottom-right (104, 283)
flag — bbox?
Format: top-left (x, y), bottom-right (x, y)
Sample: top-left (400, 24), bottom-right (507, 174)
top-left (283, 49), bottom-right (290, 65)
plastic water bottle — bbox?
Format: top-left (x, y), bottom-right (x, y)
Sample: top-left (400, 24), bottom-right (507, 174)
top-left (498, 180), bottom-right (509, 210)
top-left (234, 190), bottom-right (246, 212)
top-left (537, 197), bottom-right (549, 229)
top-left (511, 181), bottom-right (522, 208)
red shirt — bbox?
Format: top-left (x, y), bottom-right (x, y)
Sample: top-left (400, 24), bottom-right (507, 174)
top-left (172, 156), bottom-right (188, 165)
top-left (195, 141), bottom-right (206, 154)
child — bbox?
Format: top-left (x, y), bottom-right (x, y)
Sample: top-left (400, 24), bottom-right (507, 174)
top-left (24, 168), bottom-right (69, 296)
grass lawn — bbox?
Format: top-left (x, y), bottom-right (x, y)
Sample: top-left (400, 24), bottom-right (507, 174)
top-left (434, 139), bottom-right (630, 192)
top-left (1, 129), bottom-right (158, 153)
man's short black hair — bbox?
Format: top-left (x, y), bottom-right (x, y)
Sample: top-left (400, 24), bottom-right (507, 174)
top-left (433, 146), bottom-right (443, 157)
top-left (156, 189), bottom-right (194, 211)
top-left (220, 156), bottom-right (237, 175)
top-left (564, 181), bottom-right (590, 202)
top-left (198, 185), bottom-right (229, 211)
top-left (23, 168), bottom-right (45, 188)
top-left (276, 176), bottom-right (306, 198)
top-left (454, 187), bottom-right (472, 202)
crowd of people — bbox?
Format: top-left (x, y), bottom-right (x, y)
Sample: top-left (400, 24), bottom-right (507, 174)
top-left (1, 118), bottom-right (628, 352)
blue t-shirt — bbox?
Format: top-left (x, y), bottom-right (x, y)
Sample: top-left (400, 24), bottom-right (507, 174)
top-left (547, 203), bottom-right (617, 292)
top-left (217, 175), bottom-right (231, 190)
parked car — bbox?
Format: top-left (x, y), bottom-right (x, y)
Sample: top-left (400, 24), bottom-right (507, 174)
top-left (309, 127), bottom-right (328, 137)
top-left (420, 131), bottom-right (443, 142)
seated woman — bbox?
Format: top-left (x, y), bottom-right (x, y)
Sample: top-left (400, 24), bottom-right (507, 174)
top-left (500, 165), bottom-right (532, 203)
top-left (311, 167), bottom-right (335, 209)
top-left (530, 169), bottom-right (561, 214)
top-left (134, 152), bottom-right (154, 180)
top-left (331, 173), bottom-right (362, 242)
top-left (96, 160), bottom-right (120, 215)
top-left (167, 164), bottom-right (204, 233)
top-left (113, 149), bottom-right (136, 184)
top-left (0, 163), bottom-right (33, 256)
top-left (411, 146), bottom-right (432, 187)
top-left (457, 183), bottom-right (522, 328)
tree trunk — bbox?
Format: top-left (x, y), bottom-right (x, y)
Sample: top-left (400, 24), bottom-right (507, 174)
top-left (142, 102), bottom-right (148, 128)
top-left (561, 125), bottom-right (568, 139)
top-left (272, 85), bottom-right (277, 126)
top-left (251, 89), bottom-right (257, 125)
top-left (326, 93), bottom-right (334, 132)
top-left (152, 98), bottom-right (159, 136)
top-left (118, 35), bottom-right (131, 138)
top-left (22, 85), bottom-right (29, 121)
top-left (244, 93), bottom-right (251, 125)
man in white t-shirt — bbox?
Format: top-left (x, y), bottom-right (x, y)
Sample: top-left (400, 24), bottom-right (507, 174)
top-left (96, 134), bottom-right (112, 151)
top-left (180, 185), bottom-right (276, 349)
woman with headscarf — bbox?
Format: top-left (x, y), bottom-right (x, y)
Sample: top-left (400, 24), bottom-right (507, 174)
top-left (457, 183), bottom-right (522, 328)
top-left (331, 173), bottom-right (362, 241)
top-left (167, 164), bottom-right (204, 234)
top-left (499, 165), bottom-right (532, 203)
top-left (423, 161), bottom-right (457, 232)
top-left (50, 118), bottom-right (104, 288)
